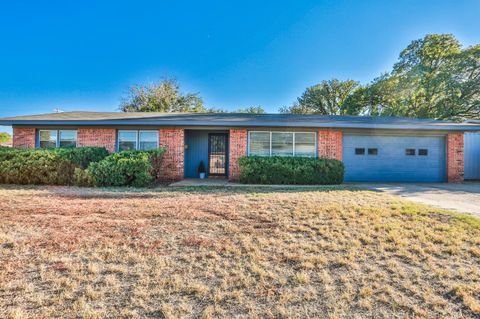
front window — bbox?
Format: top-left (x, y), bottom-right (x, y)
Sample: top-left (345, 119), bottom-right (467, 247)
top-left (294, 133), bottom-right (316, 157)
top-left (59, 130), bottom-right (77, 148)
top-left (118, 131), bottom-right (137, 151)
top-left (39, 130), bottom-right (76, 148)
top-left (249, 132), bottom-right (270, 156)
top-left (248, 131), bottom-right (316, 157)
top-left (139, 131), bottom-right (159, 150)
top-left (118, 130), bottom-right (159, 151)
top-left (39, 130), bottom-right (57, 148)
top-left (271, 132), bottom-right (293, 156)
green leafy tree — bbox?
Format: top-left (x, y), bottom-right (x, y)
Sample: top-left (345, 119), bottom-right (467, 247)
top-left (345, 34), bottom-right (480, 120)
top-left (120, 79), bottom-right (205, 112)
top-left (236, 106), bottom-right (266, 114)
top-left (0, 132), bottom-right (12, 143)
top-left (280, 79), bottom-right (360, 115)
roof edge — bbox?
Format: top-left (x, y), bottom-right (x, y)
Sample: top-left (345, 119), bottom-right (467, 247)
top-left (2, 119), bottom-right (480, 131)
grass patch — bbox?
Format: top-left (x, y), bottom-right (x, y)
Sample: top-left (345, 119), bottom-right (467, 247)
top-left (0, 185), bottom-right (479, 318)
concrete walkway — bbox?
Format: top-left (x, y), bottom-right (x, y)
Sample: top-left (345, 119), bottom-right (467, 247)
top-left (352, 182), bottom-right (480, 216)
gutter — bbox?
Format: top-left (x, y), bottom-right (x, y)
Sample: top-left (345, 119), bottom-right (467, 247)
top-left (1, 120), bottom-right (480, 131)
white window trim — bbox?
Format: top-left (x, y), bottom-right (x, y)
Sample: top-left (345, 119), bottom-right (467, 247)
top-left (38, 129), bottom-right (77, 148)
top-left (247, 131), bottom-right (317, 157)
top-left (117, 130), bottom-right (159, 151)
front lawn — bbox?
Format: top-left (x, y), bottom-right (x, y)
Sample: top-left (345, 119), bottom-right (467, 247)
top-left (0, 185), bottom-right (479, 318)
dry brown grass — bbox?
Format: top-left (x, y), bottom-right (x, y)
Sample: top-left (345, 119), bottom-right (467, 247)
top-left (0, 184), bottom-right (479, 318)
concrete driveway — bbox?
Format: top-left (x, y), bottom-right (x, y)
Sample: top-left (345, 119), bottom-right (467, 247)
top-left (353, 182), bottom-right (480, 216)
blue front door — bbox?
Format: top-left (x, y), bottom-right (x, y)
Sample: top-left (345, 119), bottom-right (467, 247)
top-left (342, 134), bottom-right (446, 182)
top-left (184, 130), bottom-right (229, 178)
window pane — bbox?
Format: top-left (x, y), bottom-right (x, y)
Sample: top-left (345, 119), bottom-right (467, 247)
top-left (139, 131), bottom-right (158, 150)
top-left (249, 132), bottom-right (270, 156)
top-left (59, 130), bottom-right (77, 148)
top-left (294, 133), bottom-right (316, 157)
top-left (272, 132), bottom-right (293, 156)
top-left (368, 148), bottom-right (378, 155)
top-left (355, 148), bottom-right (365, 155)
top-left (418, 149), bottom-right (428, 156)
top-left (405, 149), bottom-right (415, 156)
top-left (39, 130), bottom-right (57, 148)
top-left (118, 131), bottom-right (137, 151)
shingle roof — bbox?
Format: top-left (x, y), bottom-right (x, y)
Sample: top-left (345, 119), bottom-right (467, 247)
top-left (1, 111), bottom-right (480, 131)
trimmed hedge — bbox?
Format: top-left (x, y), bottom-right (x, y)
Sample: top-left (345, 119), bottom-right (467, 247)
top-left (55, 147), bottom-right (109, 169)
top-left (0, 147), bottom-right (109, 185)
top-left (0, 149), bottom-right (76, 185)
top-left (238, 156), bottom-right (344, 185)
top-left (88, 148), bottom-right (165, 187)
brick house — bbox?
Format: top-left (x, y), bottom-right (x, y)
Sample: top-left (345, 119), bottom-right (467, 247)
top-left (1, 112), bottom-right (479, 183)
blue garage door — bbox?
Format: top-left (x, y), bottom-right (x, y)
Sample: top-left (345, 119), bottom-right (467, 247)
top-left (343, 134), bottom-right (446, 182)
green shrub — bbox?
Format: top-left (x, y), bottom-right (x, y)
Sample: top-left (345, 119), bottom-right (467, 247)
top-left (55, 147), bottom-right (109, 169)
top-left (88, 148), bottom-right (165, 187)
top-left (238, 156), bottom-right (344, 185)
top-left (0, 147), bottom-right (109, 185)
top-left (0, 150), bottom-right (76, 185)
top-left (73, 167), bottom-right (95, 187)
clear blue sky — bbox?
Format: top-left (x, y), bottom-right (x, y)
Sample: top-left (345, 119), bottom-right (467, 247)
top-left (0, 0), bottom-right (479, 134)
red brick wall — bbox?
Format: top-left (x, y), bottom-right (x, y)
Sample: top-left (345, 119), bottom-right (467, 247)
top-left (228, 129), bottom-right (247, 181)
top-left (159, 128), bottom-right (184, 182)
top-left (77, 128), bottom-right (116, 153)
top-left (318, 130), bottom-right (342, 160)
top-left (12, 127), bottom-right (36, 148)
top-left (447, 133), bottom-right (464, 183)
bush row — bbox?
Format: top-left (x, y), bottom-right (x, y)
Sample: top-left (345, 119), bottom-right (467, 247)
top-left (238, 156), bottom-right (344, 185)
top-left (1, 147), bottom-right (342, 187)
top-left (0, 147), bottom-right (109, 185)
top-left (0, 147), bottom-right (166, 187)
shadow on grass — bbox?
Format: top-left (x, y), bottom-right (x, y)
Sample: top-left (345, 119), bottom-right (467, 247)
top-left (0, 183), bottom-right (363, 199)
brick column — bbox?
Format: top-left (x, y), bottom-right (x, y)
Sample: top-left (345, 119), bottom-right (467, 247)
top-left (229, 129), bottom-right (247, 181)
top-left (13, 127), bottom-right (36, 148)
top-left (318, 130), bottom-right (342, 160)
top-left (447, 133), bottom-right (464, 183)
top-left (159, 128), bottom-right (184, 182)
top-left (77, 128), bottom-right (116, 153)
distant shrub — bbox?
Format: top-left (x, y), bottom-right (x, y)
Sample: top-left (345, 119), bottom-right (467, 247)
top-left (238, 156), bottom-right (344, 185)
top-left (88, 148), bottom-right (165, 187)
top-left (0, 147), bottom-right (109, 185)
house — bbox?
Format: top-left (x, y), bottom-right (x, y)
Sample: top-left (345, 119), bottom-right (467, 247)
top-left (1, 112), bottom-right (480, 183)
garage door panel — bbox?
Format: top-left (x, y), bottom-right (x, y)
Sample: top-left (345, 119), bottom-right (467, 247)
top-left (343, 135), bottom-right (446, 182)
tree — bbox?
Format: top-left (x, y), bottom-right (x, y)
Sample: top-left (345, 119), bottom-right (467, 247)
top-left (0, 132), bottom-right (11, 143)
top-left (280, 79), bottom-right (360, 115)
top-left (120, 79), bottom-right (205, 112)
top-left (236, 106), bottom-right (266, 114)
top-left (345, 34), bottom-right (480, 120)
